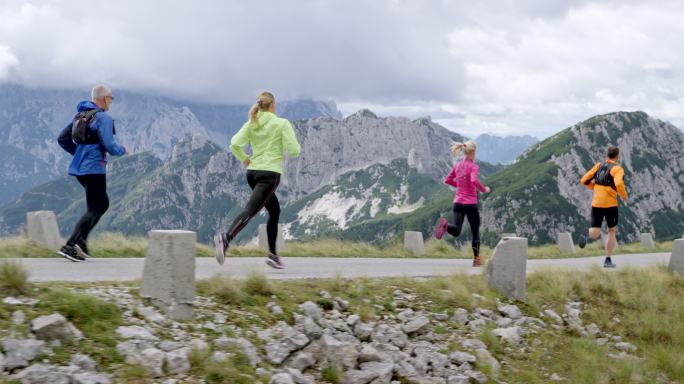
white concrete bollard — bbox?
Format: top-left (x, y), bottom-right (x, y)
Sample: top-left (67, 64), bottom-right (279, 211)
top-left (258, 224), bottom-right (287, 252)
top-left (557, 232), bottom-right (575, 254)
top-left (485, 237), bottom-right (528, 301)
top-left (403, 231), bottom-right (425, 256)
top-left (140, 230), bottom-right (196, 321)
top-left (669, 239), bottom-right (684, 275)
top-left (26, 211), bottom-right (62, 249)
top-left (640, 233), bottom-right (655, 249)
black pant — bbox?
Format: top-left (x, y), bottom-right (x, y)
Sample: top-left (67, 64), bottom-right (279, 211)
top-left (591, 206), bottom-right (619, 228)
top-left (66, 174), bottom-right (110, 246)
top-left (447, 203), bottom-right (481, 257)
top-left (226, 170), bottom-right (281, 254)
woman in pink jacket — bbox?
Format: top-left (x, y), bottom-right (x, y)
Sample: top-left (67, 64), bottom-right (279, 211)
top-left (434, 140), bottom-right (491, 267)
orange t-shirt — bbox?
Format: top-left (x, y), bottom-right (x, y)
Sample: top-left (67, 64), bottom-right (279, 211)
top-left (580, 160), bottom-right (628, 208)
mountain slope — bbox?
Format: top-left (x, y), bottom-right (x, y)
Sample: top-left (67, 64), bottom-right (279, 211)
top-left (479, 111), bottom-right (684, 244)
top-left (278, 159), bottom-right (450, 242)
top-left (374, 111), bottom-right (684, 246)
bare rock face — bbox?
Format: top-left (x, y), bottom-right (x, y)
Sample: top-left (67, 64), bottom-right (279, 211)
top-left (285, 113), bottom-right (463, 198)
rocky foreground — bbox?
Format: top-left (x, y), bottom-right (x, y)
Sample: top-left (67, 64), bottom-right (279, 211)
top-left (0, 283), bottom-right (641, 384)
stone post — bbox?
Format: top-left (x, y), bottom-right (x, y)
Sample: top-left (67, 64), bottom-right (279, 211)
top-left (140, 230), bottom-right (196, 321)
top-left (485, 237), bottom-right (527, 301)
top-left (26, 211), bottom-right (62, 249)
top-left (557, 232), bottom-right (575, 254)
top-left (403, 231), bottom-right (425, 256)
top-left (668, 239), bottom-right (684, 275)
top-left (640, 233), bottom-right (655, 249)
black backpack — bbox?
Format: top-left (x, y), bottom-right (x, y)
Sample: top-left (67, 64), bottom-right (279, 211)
top-left (593, 162), bottom-right (616, 189)
top-left (71, 109), bottom-right (100, 144)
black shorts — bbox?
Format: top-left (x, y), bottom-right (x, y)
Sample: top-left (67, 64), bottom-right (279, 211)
top-left (591, 207), bottom-right (619, 228)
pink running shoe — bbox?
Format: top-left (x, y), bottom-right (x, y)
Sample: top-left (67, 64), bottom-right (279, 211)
top-left (434, 217), bottom-right (448, 240)
top-left (266, 252), bottom-right (285, 269)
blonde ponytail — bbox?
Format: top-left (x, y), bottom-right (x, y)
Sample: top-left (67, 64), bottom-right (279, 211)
top-left (248, 91), bottom-right (276, 124)
top-left (451, 140), bottom-right (477, 156)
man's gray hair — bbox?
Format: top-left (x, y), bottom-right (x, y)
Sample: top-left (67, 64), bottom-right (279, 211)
top-left (91, 84), bottom-right (112, 100)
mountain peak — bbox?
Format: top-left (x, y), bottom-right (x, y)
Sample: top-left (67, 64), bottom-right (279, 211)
top-left (579, 110), bottom-right (651, 127)
top-left (413, 116), bottom-right (433, 125)
top-left (347, 109), bottom-right (378, 119)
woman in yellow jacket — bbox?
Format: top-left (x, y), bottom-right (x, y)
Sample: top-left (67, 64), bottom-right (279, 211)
top-left (579, 146), bottom-right (628, 268)
top-left (214, 91), bottom-right (301, 268)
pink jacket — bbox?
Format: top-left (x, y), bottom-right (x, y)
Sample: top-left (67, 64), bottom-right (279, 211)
top-left (443, 157), bottom-right (486, 204)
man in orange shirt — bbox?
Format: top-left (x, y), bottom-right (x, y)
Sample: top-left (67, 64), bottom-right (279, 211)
top-left (578, 146), bottom-right (628, 268)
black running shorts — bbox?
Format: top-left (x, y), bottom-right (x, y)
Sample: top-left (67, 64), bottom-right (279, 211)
top-left (591, 206), bottom-right (619, 228)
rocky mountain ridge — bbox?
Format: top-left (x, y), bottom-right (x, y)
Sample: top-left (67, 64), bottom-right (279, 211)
top-left (479, 111), bottom-right (684, 244)
top-left (0, 111), bottom-right (467, 243)
top-left (0, 84), bottom-right (341, 204)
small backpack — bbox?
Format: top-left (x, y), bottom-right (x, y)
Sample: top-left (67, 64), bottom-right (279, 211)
top-left (71, 109), bottom-right (100, 144)
top-left (594, 162), bottom-right (616, 189)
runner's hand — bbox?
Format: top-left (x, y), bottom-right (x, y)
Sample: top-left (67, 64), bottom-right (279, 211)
top-left (485, 186), bottom-right (491, 193)
top-left (243, 157), bottom-right (251, 166)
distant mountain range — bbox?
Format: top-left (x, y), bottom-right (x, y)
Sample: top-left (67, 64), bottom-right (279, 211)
top-left (475, 134), bottom-right (539, 164)
top-left (0, 110), bottom-right (472, 243)
top-left (0, 84), bottom-right (341, 205)
top-left (1, 85), bottom-right (681, 246)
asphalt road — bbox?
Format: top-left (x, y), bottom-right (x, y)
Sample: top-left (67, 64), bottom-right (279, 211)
top-left (11, 252), bottom-right (671, 282)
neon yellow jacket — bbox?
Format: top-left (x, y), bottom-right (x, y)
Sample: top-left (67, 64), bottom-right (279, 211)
top-left (230, 111), bottom-right (301, 174)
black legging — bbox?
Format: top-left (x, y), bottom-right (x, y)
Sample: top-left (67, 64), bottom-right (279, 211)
top-left (66, 174), bottom-right (110, 246)
top-left (226, 170), bottom-right (281, 254)
top-left (447, 203), bottom-right (481, 257)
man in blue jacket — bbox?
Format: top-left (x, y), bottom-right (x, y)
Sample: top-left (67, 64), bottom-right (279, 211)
top-left (57, 84), bottom-right (127, 262)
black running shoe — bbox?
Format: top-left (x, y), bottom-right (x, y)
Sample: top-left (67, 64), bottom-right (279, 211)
top-left (266, 252), bottom-right (285, 269)
top-left (58, 245), bottom-right (86, 262)
top-left (578, 232), bottom-right (588, 249)
top-left (75, 241), bottom-right (90, 259)
top-left (604, 258), bottom-right (616, 268)
top-left (214, 232), bottom-right (229, 265)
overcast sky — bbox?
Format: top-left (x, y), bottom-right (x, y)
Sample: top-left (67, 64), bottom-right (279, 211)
top-left (1, 0), bottom-right (683, 138)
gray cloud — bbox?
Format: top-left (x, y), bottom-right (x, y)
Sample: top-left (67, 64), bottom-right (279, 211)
top-left (0, 1), bottom-right (467, 104)
top-left (1, 0), bottom-right (683, 137)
